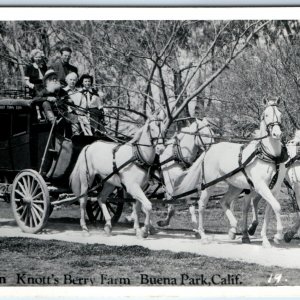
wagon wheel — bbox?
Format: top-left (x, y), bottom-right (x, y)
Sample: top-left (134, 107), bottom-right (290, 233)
top-left (86, 188), bottom-right (124, 224)
top-left (11, 169), bottom-right (50, 233)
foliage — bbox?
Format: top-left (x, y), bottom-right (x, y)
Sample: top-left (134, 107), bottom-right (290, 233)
top-left (1, 20), bottom-right (299, 138)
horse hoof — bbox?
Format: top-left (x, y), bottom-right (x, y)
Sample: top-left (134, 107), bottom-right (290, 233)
top-left (194, 232), bottom-right (201, 239)
top-left (242, 236), bottom-right (251, 244)
top-left (135, 228), bottom-right (143, 239)
top-left (248, 221), bottom-right (259, 236)
top-left (104, 224), bottom-right (112, 236)
top-left (273, 233), bottom-right (283, 245)
top-left (228, 228), bottom-right (237, 240)
top-left (262, 239), bottom-right (272, 248)
top-left (284, 230), bottom-right (296, 243)
top-left (82, 229), bottom-right (90, 237)
top-left (200, 237), bottom-right (210, 244)
top-left (141, 227), bottom-right (149, 238)
top-left (149, 226), bottom-right (157, 235)
top-left (157, 220), bottom-right (169, 227)
top-left (273, 237), bottom-right (281, 245)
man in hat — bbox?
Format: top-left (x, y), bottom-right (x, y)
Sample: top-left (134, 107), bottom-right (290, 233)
top-left (77, 74), bottom-right (105, 135)
top-left (34, 69), bottom-right (69, 123)
top-left (51, 46), bottom-right (78, 87)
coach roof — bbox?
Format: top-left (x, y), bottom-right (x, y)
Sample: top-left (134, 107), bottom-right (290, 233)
top-left (0, 98), bottom-right (35, 107)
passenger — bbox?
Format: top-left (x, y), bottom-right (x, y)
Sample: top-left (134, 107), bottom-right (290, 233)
top-left (77, 74), bottom-right (105, 135)
top-left (24, 49), bottom-right (48, 97)
top-left (63, 72), bottom-right (85, 135)
top-left (51, 46), bottom-right (78, 87)
top-left (35, 69), bottom-right (69, 123)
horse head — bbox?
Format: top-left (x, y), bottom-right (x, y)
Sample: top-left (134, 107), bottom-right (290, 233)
top-left (261, 96), bottom-right (282, 140)
top-left (148, 112), bottom-right (166, 155)
top-left (194, 118), bottom-right (214, 150)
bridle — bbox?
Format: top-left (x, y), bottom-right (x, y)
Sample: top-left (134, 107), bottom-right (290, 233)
top-left (261, 104), bottom-right (282, 136)
top-left (147, 119), bottom-right (165, 147)
top-left (194, 120), bottom-right (214, 151)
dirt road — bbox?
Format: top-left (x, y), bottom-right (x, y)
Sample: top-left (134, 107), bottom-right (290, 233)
top-left (1, 217), bottom-right (300, 270)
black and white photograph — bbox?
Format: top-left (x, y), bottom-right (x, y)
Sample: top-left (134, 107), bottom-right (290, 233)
top-left (1, 8), bottom-right (300, 292)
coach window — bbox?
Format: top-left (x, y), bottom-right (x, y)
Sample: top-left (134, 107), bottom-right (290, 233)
top-left (0, 113), bottom-right (10, 141)
top-left (12, 111), bottom-right (28, 136)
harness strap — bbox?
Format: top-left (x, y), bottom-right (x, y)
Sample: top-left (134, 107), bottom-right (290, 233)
top-left (269, 163), bottom-right (279, 190)
top-left (238, 144), bottom-right (254, 189)
top-left (172, 148), bottom-right (259, 200)
top-left (201, 148), bottom-right (258, 191)
top-left (87, 156), bottom-right (137, 195)
top-left (84, 146), bottom-right (91, 187)
top-left (173, 137), bottom-right (191, 168)
top-left (159, 155), bottom-right (177, 166)
top-left (112, 144), bottom-right (123, 174)
top-left (285, 154), bottom-right (300, 168)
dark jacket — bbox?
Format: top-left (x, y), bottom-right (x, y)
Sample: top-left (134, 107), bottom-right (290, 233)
top-left (51, 59), bottom-right (78, 86)
top-left (25, 63), bottom-right (48, 96)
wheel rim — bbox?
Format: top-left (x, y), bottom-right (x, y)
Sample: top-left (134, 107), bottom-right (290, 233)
top-left (11, 170), bottom-right (49, 232)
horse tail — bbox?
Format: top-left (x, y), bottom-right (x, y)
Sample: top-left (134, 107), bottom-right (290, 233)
top-left (70, 145), bottom-right (89, 196)
top-left (173, 152), bottom-right (205, 197)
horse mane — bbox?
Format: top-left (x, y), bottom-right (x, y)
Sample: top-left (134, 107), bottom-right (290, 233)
top-left (128, 119), bottom-right (149, 144)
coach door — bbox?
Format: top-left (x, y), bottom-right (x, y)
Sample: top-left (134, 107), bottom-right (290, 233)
top-left (10, 109), bottom-right (31, 170)
top-left (0, 112), bottom-right (13, 170)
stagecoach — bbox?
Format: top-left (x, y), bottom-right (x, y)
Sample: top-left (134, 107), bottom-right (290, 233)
top-left (1, 94), bottom-right (299, 246)
top-left (0, 97), bottom-right (126, 233)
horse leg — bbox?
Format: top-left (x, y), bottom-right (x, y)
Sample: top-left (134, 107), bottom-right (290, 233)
top-left (241, 191), bottom-right (256, 243)
top-left (285, 182), bottom-right (300, 242)
top-left (79, 195), bottom-right (89, 233)
top-left (189, 204), bottom-right (197, 225)
top-left (219, 185), bottom-right (243, 240)
top-left (97, 184), bottom-right (115, 236)
top-left (126, 183), bottom-right (152, 238)
top-left (157, 204), bottom-right (175, 227)
top-left (256, 183), bottom-right (283, 247)
top-left (248, 194), bottom-right (261, 235)
top-left (157, 166), bottom-right (176, 227)
top-left (197, 189), bottom-right (212, 241)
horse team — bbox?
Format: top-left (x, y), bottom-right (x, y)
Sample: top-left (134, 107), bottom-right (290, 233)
top-left (70, 97), bottom-right (300, 247)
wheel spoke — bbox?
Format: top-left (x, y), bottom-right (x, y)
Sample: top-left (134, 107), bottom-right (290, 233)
top-left (29, 212), bottom-right (33, 227)
top-left (107, 203), bottom-right (116, 215)
top-left (29, 180), bottom-right (37, 195)
top-left (30, 207), bottom-right (38, 226)
top-left (20, 205), bottom-right (28, 220)
top-left (23, 207), bottom-right (29, 225)
top-left (15, 190), bottom-right (26, 198)
top-left (32, 192), bottom-right (43, 201)
top-left (17, 181), bottom-right (27, 197)
top-left (27, 176), bottom-right (32, 195)
top-left (31, 206), bottom-right (42, 222)
top-left (94, 207), bottom-right (101, 219)
top-left (16, 205), bottom-right (24, 212)
top-left (31, 182), bottom-right (39, 198)
top-left (32, 203), bottom-right (44, 215)
top-left (33, 200), bottom-right (45, 204)
top-left (21, 177), bottom-right (29, 194)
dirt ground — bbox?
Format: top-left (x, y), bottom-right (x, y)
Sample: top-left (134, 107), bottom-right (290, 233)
top-left (1, 187), bottom-right (300, 287)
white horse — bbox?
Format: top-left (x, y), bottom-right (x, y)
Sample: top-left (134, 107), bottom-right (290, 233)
top-left (242, 130), bottom-right (300, 243)
top-left (157, 118), bottom-right (214, 227)
top-left (173, 98), bottom-right (287, 247)
top-left (124, 118), bottom-right (214, 228)
top-left (70, 114), bottom-right (165, 238)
